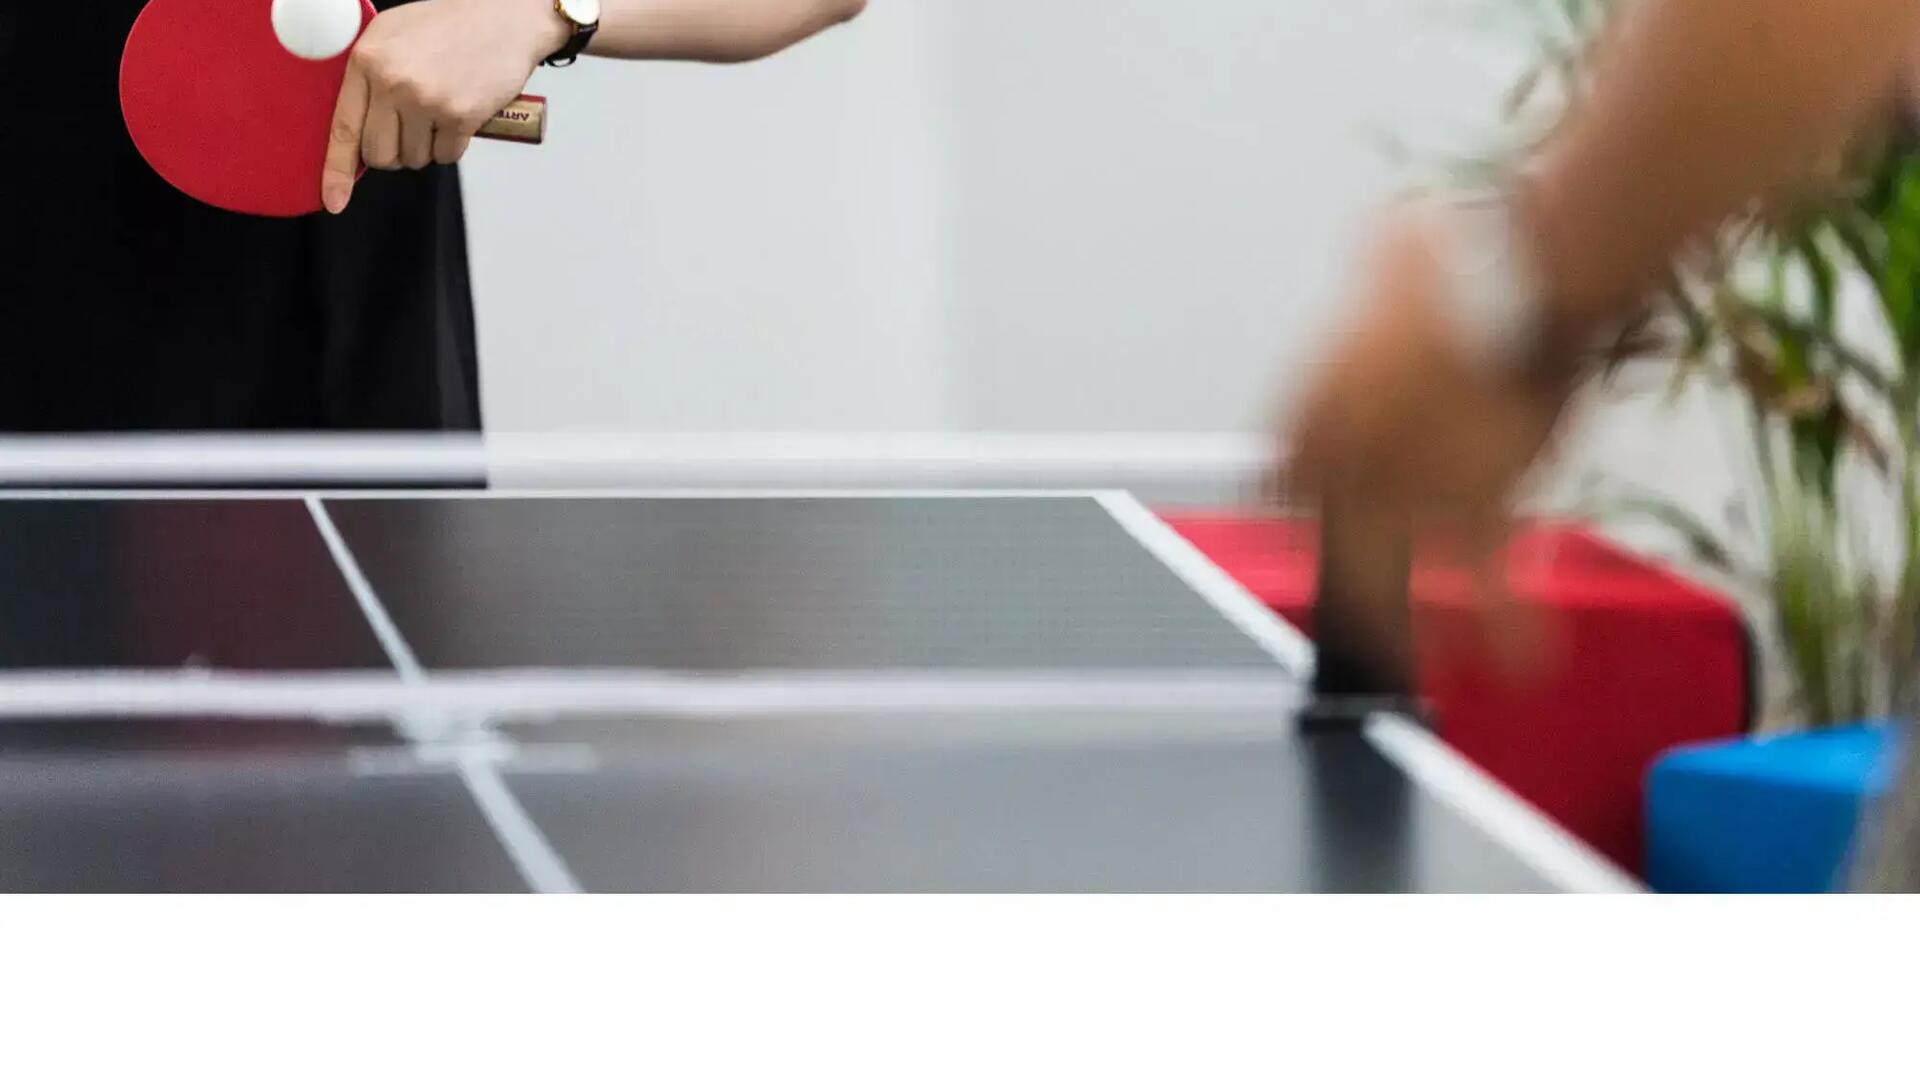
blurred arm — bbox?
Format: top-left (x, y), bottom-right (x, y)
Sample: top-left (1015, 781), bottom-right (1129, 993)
top-left (1523, 0), bottom-right (1920, 335)
top-left (585, 0), bottom-right (869, 63)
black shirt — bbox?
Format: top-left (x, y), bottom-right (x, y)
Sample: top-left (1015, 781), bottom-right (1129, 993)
top-left (0, 1), bottom-right (482, 432)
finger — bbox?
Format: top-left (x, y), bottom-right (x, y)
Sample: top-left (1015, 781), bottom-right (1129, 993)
top-left (1277, 375), bottom-right (1350, 507)
top-left (400, 112), bottom-right (436, 171)
top-left (322, 65), bottom-right (371, 214)
top-left (1476, 577), bottom-right (1549, 683)
top-left (1462, 507), bottom-right (1551, 683)
top-left (1259, 412), bottom-right (1305, 512)
top-left (1256, 453), bottom-right (1288, 512)
top-left (433, 125), bottom-right (474, 167)
top-left (1319, 490), bottom-right (1418, 687)
top-left (361, 87), bottom-right (403, 172)
top-left (1289, 328), bottom-right (1406, 506)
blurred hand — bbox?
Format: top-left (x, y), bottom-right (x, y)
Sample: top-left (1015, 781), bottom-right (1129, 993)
top-left (322, 0), bottom-right (568, 214)
top-left (1280, 210), bottom-right (1578, 682)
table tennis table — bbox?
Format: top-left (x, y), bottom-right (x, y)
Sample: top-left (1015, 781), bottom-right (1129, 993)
top-left (0, 486), bottom-right (1635, 892)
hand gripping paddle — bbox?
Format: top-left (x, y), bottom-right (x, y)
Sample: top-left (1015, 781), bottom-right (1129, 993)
top-left (121, 0), bottom-right (547, 217)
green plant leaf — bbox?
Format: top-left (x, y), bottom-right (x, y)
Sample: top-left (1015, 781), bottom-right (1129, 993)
top-left (1582, 493), bottom-right (1740, 575)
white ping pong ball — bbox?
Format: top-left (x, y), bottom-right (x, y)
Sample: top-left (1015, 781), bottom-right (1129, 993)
top-left (271, 0), bottom-right (364, 61)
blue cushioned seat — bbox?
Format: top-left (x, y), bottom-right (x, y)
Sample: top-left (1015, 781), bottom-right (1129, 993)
top-left (1646, 724), bottom-right (1903, 893)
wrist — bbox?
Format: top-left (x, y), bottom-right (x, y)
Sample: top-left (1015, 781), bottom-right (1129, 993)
top-left (514, 0), bottom-right (574, 66)
top-left (1511, 171), bottom-right (1621, 345)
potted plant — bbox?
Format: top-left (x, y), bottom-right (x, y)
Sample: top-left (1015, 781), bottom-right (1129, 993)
top-left (1457, 0), bottom-right (1920, 888)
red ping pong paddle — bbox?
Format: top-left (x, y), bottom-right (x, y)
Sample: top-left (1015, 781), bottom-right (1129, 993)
top-left (121, 0), bottom-right (547, 218)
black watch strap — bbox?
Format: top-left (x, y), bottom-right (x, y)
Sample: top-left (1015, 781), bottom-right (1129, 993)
top-left (542, 6), bottom-right (599, 67)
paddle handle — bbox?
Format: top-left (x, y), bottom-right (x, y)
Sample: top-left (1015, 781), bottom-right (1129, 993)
top-left (478, 95), bottom-right (547, 145)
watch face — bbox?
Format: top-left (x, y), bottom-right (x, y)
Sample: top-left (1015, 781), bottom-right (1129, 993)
top-left (558, 0), bottom-right (601, 25)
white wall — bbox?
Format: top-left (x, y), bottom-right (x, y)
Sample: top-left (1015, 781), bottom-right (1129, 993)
top-left (464, 2), bottom-right (952, 432)
top-left (464, 0), bottom-right (1526, 434)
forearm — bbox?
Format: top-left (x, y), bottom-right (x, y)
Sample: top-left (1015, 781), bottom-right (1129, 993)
top-left (1522, 0), bottom-right (1920, 331)
top-left (584, 0), bottom-right (867, 63)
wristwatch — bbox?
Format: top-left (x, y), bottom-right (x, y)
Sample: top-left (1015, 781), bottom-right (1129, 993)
top-left (1419, 191), bottom-right (1547, 381)
top-left (542, 0), bottom-right (601, 67)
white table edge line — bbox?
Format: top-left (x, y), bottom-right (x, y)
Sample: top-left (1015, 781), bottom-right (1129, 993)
top-left (1364, 715), bottom-right (1643, 894)
top-left (1093, 491), bottom-right (1315, 674)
